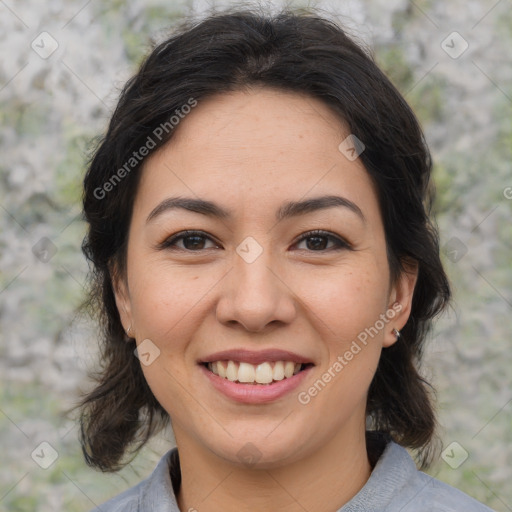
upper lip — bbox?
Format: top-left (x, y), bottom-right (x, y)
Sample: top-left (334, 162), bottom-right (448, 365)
top-left (199, 349), bottom-right (314, 366)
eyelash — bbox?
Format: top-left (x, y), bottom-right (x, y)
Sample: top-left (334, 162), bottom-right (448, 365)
top-left (157, 229), bottom-right (352, 253)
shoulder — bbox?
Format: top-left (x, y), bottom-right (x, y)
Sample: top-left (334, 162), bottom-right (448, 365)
top-left (89, 483), bottom-right (141, 512)
top-left (380, 442), bottom-right (495, 512)
top-left (405, 469), bottom-right (495, 512)
top-left (341, 440), bottom-right (495, 512)
top-left (89, 448), bottom-right (179, 512)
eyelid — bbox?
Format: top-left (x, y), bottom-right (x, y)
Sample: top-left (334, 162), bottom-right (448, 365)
top-left (156, 230), bottom-right (221, 251)
top-left (292, 229), bottom-right (352, 251)
top-left (157, 229), bottom-right (352, 251)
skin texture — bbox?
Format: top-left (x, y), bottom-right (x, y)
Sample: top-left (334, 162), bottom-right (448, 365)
top-left (113, 87), bottom-right (418, 512)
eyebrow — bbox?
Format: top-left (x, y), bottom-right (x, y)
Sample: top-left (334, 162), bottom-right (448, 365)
top-left (146, 195), bottom-right (365, 224)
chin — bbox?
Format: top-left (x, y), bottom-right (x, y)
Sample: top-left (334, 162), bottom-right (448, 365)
top-left (200, 425), bottom-right (312, 470)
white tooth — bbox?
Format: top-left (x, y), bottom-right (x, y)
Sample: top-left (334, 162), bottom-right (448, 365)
top-left (273, 361), bottom-right (285, 381)
top-left (238, 362), bottom-right (256, 383)
top-left (226, 360), bottom-right (238, 381)
top-left (217, 361), bottom-right (227, 378)
top-left (255, 362), bottom-right (273, 384)
top-left (284, 361), bottom-right (295, 378)
top-left (214, 360), bottom-right (300, 382)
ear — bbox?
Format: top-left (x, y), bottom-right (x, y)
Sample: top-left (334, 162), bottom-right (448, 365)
top-left (110, 262), bottom-right (133, 336)
top-left (383, 260), bottom-right (419, 348)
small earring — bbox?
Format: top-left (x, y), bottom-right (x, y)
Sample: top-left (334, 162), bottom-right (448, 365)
top-left (392, 328), bottom-right (401, 340)
top-left (126, 325), bottom-right (133, 337)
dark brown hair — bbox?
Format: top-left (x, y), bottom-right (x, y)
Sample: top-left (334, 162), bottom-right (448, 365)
top-left (79, 6), bottom-right (451, 472)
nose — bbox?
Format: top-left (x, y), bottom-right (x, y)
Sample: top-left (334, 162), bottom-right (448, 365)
top-left (215, 248), bottom-right (297, 333)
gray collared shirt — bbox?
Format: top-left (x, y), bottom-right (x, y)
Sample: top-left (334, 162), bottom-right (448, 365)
top-left (91, 441), bottom-right (495, 511)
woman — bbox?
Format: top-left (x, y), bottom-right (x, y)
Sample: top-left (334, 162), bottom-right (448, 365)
top-left (80, 7), bottom-right (494, 511)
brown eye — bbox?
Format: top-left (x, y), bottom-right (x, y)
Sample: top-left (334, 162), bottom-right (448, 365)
top-left (180, 234), bottom-right (208, 250)
top-left (159, 230), bottom-right (220, 251)
top-left (294, 230), bottom-right (351, 252)
top-left (304, 235), bottom-right (329, 250)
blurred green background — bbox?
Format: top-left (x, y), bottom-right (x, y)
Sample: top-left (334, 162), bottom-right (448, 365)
top-left (1, 0), bottom-right (511, 510)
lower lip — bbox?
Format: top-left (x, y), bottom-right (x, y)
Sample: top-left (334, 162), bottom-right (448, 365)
top-left (199, 364), bottom-right (313, 404)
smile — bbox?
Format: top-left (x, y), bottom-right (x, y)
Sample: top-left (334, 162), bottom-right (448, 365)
top-left (205, 360), bottom-right (313, 385)
top-left (198, 348), bottom-right (315, 403)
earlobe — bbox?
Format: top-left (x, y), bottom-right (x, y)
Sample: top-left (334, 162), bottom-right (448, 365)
top-left (384, 262), bottom-right (419, 348)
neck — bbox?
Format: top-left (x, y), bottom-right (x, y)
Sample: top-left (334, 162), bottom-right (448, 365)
top-left (174, 427), bottom-right (372, 512)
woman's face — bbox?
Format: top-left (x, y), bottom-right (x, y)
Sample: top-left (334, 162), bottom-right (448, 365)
top-left (114, 87), bottom-right (416, 468)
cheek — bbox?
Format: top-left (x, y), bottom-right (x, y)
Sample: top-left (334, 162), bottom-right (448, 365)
top-left (295, 266), bottom-right (386, 423)
top-left (127, 264), bottom-right (214, 413)
top-left (127, 261), bottom-right (217, 346)
top-left (294, 262), bottom-right (389, 342)
top-left (293, 262), bottom-right (387, 399)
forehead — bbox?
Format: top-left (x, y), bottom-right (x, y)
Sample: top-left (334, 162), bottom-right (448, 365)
top-left (166, 87), bottom-right (347, 168)
top-left (134, 87), bottom-right (379, 222)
